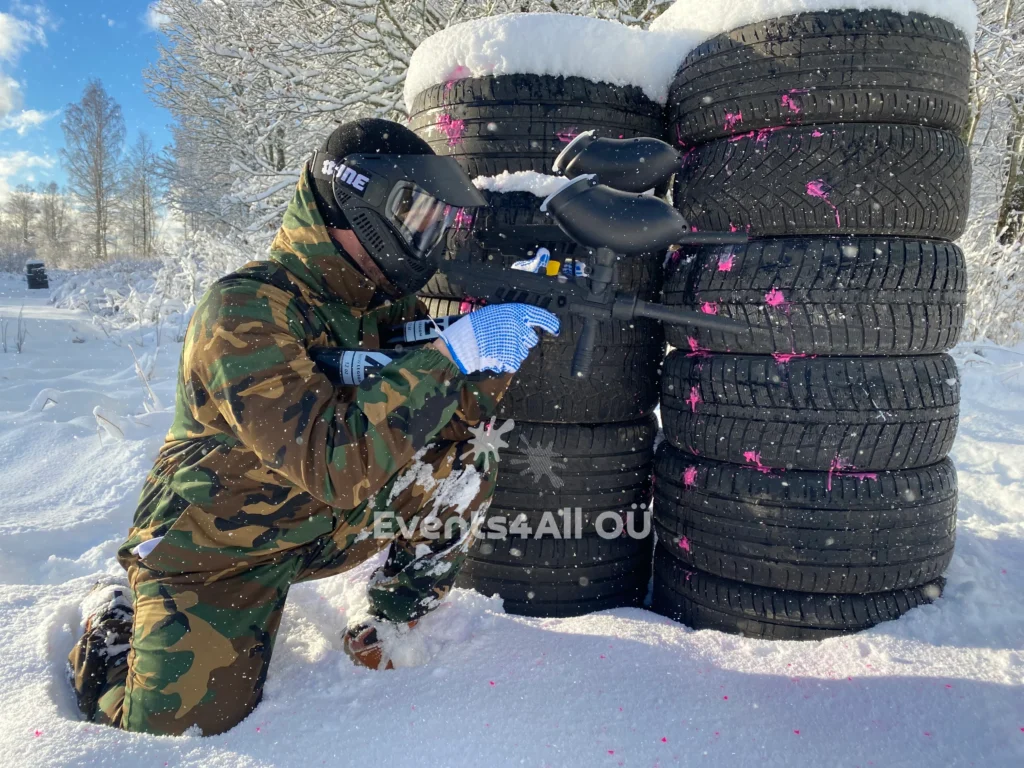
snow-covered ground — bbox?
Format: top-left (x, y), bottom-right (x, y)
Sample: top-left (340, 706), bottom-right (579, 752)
top-left (0, 272), bottom-right (1022, 767)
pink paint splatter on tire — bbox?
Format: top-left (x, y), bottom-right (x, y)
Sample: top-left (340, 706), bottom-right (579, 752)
top-left (679, 536), bottom-right (692, 553)
top-left (765, 287), bottom-right (789, 310)
top-left (781, 89), bottom-right (808, 114)
top-left (682, 466), bottom-right (698, 488)
top-left (723, 112), bottom-right (743, 131)
top-left (556, 128), bottom-right (579, 143)
top-left (772, 352), bottom-right (810, 364)
top-left (827, 456), bottom-right (879, 491)
top-left (437, 113), bottom-right (466, 147)
top-left (743, 451), bottom-right (774, 474)
top-left (806, 179), bottom-right (842, 228)
top-left (685, 386), bottom-right (702, 413)
top-left (718, 253), bottom-right (735, 272)
top-left (700, 302), bottom-right (719, 315)
top-left (686, 337), bottom-right (711, 358)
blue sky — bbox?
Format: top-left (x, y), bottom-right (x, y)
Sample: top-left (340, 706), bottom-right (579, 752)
top-left (0, 0), bottom-right (171, 197)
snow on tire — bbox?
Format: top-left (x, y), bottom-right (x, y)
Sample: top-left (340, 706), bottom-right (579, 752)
top-left (674, 123), bottom-right (971, 241)
top-left (654, 445), bottom-right (956, 594)
top-left (660, 351), bottom-right (960, 472)
top-left (669, 10), bottom-right (971, 145)
top-left (663, 237), bottom-right (967, 356)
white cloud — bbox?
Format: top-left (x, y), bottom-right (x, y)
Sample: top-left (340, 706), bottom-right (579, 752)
top-left (0, 6), bottom-right (49, 120)
top-left (144, 3), bottom-right (169, 31)
top-left (0, 108), bottom-right (57, 135)
top-left (0, 150), bottom-right (54, 200)
top-left (0, 9), bottom-right (46, 61)
top-left (0, 74), bottom-right (21, 118)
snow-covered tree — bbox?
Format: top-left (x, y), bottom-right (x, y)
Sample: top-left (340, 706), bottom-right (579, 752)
top-left (60, 80), bottom-right (126, 262)
top-left (146, 0), bottom-right (671, 234)
top-left (964, 0), bottom-right (1024, 344)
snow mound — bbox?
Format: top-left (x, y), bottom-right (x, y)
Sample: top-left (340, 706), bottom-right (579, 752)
top-left (651, 0), bottom-right (978, 46)
top-left (472, 171), bottom-right (576, 198)
top-left (404, 13), bottom-right (702, 108)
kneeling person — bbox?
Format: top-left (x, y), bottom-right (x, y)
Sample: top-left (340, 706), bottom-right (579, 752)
top-left (68, 119), bottom-right (558, 736)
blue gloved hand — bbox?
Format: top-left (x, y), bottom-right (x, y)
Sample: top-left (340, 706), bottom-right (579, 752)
top-left (439, 304), bottom-right (560, 374)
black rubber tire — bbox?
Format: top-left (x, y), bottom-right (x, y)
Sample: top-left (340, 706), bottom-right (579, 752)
top-left (489, 418), bottom-right (656, 532)
top-left (422, 191), bottom-right (666, 423)
top-left (669, 10), bottom-right (970, 144)
top-left (498, 315), bottom-right (664, 423)
top-left (409, 74), bottom-right (666, 178)
top-left (661, 351), bottom-right (960, 472)
top-left (674, 123), bottom-right (971, 240)
top-left (457, 533), bottom-right (653, 617)
top-left (653, 445), bottom-right (956, 594)
top-left (652, 548), bottom-right (943, 640)
top-left (664, 237), bottom-right (967, 356)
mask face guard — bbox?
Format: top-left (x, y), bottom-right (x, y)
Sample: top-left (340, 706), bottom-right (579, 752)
top-left (310, 150), bottom-right (485, 260)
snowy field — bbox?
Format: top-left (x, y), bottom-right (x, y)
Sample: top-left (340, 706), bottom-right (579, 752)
top-left (0, 273), bottom-right (1022, 767)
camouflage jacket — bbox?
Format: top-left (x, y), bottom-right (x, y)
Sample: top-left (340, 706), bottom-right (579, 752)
top-left (118, 165), bottom-right (510, 574)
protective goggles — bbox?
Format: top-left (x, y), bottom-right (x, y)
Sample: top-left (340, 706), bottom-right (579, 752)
top-left (385, 182), bottom-right (461, 258)
top-left (310, 150), bottom-right (486, 254)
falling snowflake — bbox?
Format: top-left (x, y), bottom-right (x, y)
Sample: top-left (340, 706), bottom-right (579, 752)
top-left (509, 434), bottom-right (567, 488)
top-left (461, 417), bottom-right (515, 472)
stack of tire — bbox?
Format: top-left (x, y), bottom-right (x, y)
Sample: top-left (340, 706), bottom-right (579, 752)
top-left (408, 72), bottom-right (667, 616)
top-left (652, 9), bottom-right (970, 639)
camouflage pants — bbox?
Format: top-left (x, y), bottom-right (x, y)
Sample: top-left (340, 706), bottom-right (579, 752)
top-left (68, 438), bottom-right (495, 736)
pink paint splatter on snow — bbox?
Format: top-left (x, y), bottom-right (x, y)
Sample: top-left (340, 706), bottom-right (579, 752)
top-left (556, 127), bottom-right (580, 143)
top-left (793, 730), bottom-right (801, 735)
top-left (723, 112), bottom-right (743, 131)
top-left (33, 730), bottom-right (42, 738)
top-left (806, 179), bottom-right (842, 228)
top-left (743, 450), bottom-right (774, 474)
top-left (679, 536), bottom-right (692, 553)
top-left (685, 386), bottom-right (702, 413)
top-left (718, 254), bottom-right (735, 272)
top-left (683, 466), bottom-right (698, 488)
top-left (437, 113), bottom-right (466, 147)
top-left (444, 65), bottom-right (472, 90)
top-left (700, 301), bottom-right (719, 315)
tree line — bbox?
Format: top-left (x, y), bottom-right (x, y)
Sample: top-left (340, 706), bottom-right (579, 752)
top-left (0, 80), bottom-right (164, 270)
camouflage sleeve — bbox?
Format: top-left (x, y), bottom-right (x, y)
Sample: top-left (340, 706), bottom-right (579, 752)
top-left (185, 279), bottom-right (475, 510)
top-left (437, 373), bottom-right (514, 441)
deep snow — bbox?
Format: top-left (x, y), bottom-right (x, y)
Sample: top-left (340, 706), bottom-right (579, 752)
top-left (0, 273), bottom-right (1022, 767)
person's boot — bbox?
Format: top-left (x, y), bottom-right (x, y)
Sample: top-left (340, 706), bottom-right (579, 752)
top-left (342, 619), bottom-right (418, 670)
top-left (67, 585), bottom-right (133, 721)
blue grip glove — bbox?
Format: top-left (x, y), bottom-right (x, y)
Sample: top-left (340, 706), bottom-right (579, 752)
top-left (439, 304), bottom-right (560, 374)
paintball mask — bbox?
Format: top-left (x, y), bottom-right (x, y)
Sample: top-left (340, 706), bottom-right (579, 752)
top-left (311, 151), bottom-right (486, 295)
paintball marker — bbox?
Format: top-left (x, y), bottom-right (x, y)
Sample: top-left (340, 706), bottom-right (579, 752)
top-left (438, 134), bottom-right (750, 378)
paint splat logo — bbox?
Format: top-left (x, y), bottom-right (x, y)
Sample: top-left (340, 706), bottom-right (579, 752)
top-left (461, 417), bottom-right (515, 472)
top-left (510, 434), bottom-right (567, 488)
